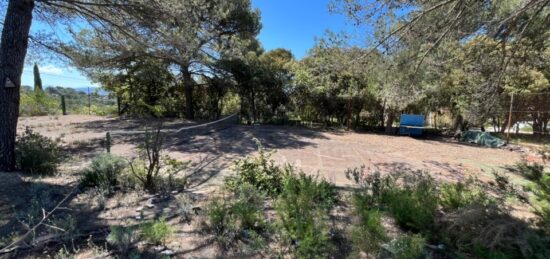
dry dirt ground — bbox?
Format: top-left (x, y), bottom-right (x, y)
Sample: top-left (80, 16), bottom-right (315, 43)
top-left (1, 115), bottom-right (536, 258)
top-left (17, 115), bottom-right (527, 188)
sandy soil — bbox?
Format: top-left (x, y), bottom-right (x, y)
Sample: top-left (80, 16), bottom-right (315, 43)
top-left (2, 115), bottom-right (534, 258)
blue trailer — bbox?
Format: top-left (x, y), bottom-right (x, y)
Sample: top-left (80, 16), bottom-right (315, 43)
top-left (399, 114), bottom-right (425, 136)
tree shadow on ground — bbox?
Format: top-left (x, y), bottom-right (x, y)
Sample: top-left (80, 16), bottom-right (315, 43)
top-left (0, 172), bottom-right (111, 258)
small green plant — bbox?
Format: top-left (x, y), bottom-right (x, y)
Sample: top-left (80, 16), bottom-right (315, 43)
top-left (381, 173), bottom-right (438, 233)
top-left (228, 139), bottom-right (290, 196)
top-left (107, 225), bottom-right (139, 255)
top-left (81, 153), bottom-right (126, 192)
top-left (350, 209), bottom-right (387, 256)
top-left (140, 217), bottom-right (173, 245)
top-left (439, 179), bottom-right (491, 211)
top-left (128, 127), bottom-right (188, 193)
top-left (276, 173), bottom-right (338, 258)
top-left (204, 183), bottom-right (269, 252)
top-left (15, 127), bottom-right (61, 175)
top-left (382, 234), bottom-right (426, 259)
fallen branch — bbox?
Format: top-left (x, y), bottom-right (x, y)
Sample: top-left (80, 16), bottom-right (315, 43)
top-left (0, 186), bottom-right (80, 254)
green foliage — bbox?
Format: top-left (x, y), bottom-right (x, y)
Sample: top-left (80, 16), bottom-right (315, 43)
top-left (15, 127), bottom-right (61, 175)
top-left (228, 140), bottom-right (290, 196)
top-left (105, 132), bottom-right (112, 153)
top-left (383, 234), bottom-right (426, 259)
top-left (107, 225), bottom-right (139, 254)
top-left (80, 153), bottom-right (126, 192)
top-left (381, 173), bottom-right (438, 233)
top-left (350, 209), bottom-right (387, 256)
top-left (276, 173), bottom-right (338, 258)
top-left (439, 179), bottom-right (491, 211)
top-left (140, 217), bottom-right (173, 245)
top-left (514, 160), bottom-right (545, 182)
top-left (19, 87), bottom-right (59, 116)
top-left (204, 183), bottom-right (269, 252)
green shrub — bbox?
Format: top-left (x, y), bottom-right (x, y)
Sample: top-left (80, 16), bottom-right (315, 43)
top-left (513, 161), bottom-right (545, 181)
top-left (15, 127), bottom-right (61, 175)
top-left (383, 234), bottom-right (426, 259)
top-left (381, 173), bottom-right (437, 233)
top-left (276, 173), bottom-right (338, 258)
top-left (228, 140), bottom-right (291, 197)
top-left (140, 217), bottom-right (173, 245)
top-left (350, 209), bottom-right (387, 256)
top-left (439, 180), bottom-right (491, 211)
top-left (204, 183), bottom-right (269, 252)
top-left (81, 153), bottom-right (127, 191)
top-left (107, 225), bottom-right (139, 254)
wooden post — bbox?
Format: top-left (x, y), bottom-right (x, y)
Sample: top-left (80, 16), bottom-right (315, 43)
top-left (506, 93), bottom-right (514, 143)
top-left (61, 95), bottom-right (67, 115)
top-left (88, 87), bottom-right (91, 115)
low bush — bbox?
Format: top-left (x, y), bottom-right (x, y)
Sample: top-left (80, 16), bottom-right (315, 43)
top-left (80, 153), bottom-right (127, 192)
top-left (228, 140), bottom-right (291, 197)
top-left (382, 234), bottom-right (426, 259)
top-left (513, 160), bottom-right (545, 182)
top-left (15, 127), bottom-right (62, 175)
top-left (204, 183), bottom-right (269, 252)
top-left (107, 225), bottom-right (139, 255)
top-left (439, 179), bottom-right (491, 211)
top-left (140, 217), bottom-right (173, 245)
top-left (19, 89), bottom-right (59, 116)
top-left (276, 173), bottom-right (338, 258)
top-left (381, 173), bottom-right (438, 233)
top-left (350, 209), bottom-right (387, 256)
top-left (440, 204), bottom-right (550, 258)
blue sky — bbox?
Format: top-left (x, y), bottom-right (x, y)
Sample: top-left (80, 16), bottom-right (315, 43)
top-left (21, 0), bottom-right (356, 89)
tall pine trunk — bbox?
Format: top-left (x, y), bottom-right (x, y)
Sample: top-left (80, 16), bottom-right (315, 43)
top-left (181, 69), bottom-right (194, 120)
top-left (0, 0), bottom-right (35, 171)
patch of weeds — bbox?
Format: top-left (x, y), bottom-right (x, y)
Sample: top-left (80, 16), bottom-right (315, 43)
top-left (140, 217), bottom-right (173, 245)
top-left (15, 127), bottom-right (62, 175)
top-left (381, 172), bottom-right (438, 234)
top-left (439, 178), bottom-right (492, 211)
top-left (80, 153), bottom-right (127, 192)
top-left (203, 183), bottom-right (270, 253)
top-left (382, 234), bottom-right (426, 259)
top-left (107, 225), bottom-right (140, 255)
top-left (174, 193), bottom-right (195, 224)
top-left (227, 139), bottom-right (291, 197)
top-left (440, 204), bottom-right (549, 258)
top-left (511, 160), bottom-right (545, 182)
top-left (276, 173), bottom-right (338, 258)
top-left (350, 209), bottom-right (387, 257)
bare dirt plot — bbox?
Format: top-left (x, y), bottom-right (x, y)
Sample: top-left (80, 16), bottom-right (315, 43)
top-left (18, 115), bottom-right (524, 189)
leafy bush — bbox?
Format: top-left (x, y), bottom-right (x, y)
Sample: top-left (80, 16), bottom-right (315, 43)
top-left (381, 173), bottom-right (438, 233)
top-left (204, 183), bottom-right (269, 252)
top-left (140, 217), bottom-right (173, 245)
top-left (439, 179), bottom-right (491, 211)
top-left (350, 209), bottom-right (387, 256)
top-left (382, 234), bottom-right (426, 259)
top-left (107, 225), bottom-right (139, 255)
top-left (228, 140), bottom-right (290, 196)
top-left (276, 173), bottom-right (338, 258)
top-left (81, 153), bottom-right (127, 192)
top-left (15, 127), bottom-right (61, 175)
